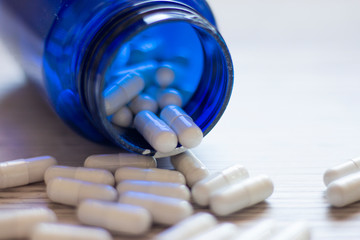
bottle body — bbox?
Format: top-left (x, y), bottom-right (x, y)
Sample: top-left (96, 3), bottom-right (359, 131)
top-left (0, 0), bottom-right (233, 157)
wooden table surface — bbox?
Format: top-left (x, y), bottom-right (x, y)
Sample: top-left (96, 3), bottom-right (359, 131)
top-left (1, 0), bottom-right (360, 239)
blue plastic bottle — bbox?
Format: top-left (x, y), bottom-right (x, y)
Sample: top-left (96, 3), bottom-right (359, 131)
top-left (0, 0), bottom-right (233, 157)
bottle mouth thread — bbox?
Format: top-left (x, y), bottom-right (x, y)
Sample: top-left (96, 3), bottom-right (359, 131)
top-left (79, 1), bottom-right (233, 157)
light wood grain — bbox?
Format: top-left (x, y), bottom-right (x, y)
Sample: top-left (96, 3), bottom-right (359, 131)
top-left (1, 1), bottom-right (360, 239)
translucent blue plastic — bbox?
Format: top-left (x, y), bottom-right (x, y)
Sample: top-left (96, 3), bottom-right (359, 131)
top-left (0, 0), bottom-right (233, 156)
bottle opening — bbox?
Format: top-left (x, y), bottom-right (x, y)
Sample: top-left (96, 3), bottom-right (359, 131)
top-left (81, 4), bottom-right (233, 156)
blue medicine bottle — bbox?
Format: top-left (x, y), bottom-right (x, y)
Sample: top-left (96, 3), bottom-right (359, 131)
top-left (0, 0), bottom-right (233, 157)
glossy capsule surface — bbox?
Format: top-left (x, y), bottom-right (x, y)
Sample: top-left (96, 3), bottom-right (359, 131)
top-left (77, 199), bottom-right (151, 235)
top-left (103, 73), bottom-right (145, 115)
top-left (0, 208), bottom-right (57, 239)
top-left (323, 157), bottom-right (360, 186)
top-left (0, 156), bottom-right (57, 189)
top-left (326, 172), bottom-right (360, 207)
top-left (210, 175), bottom-right (274, 216)
top-left (116, 180), bottom-right (190, 200)
top-left (170, 150), bottom-right (209, 186)
top-left (161, 105), bottom-right (203, 149)
top-left (47, 177), bottom-right (117, 206)
top-left (118, 191), bottom-right (193, 225)
top-left (84, 153), bottom-right (157, 173)
top-left (134, 110), bottom-right (178, 153)
top-left (30, 223), bottom-right (113, 240)
top-left (44, 166), bottom-right (115, 186)
top-left (192, 164), bottom-right (249, 206)
top-left (155, 212), bottom-right (217, 240)
top-left (115, 167), bottom-right (186, 184)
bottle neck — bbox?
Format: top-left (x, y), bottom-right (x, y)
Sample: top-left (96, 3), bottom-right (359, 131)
top-left (79, 1), bottom-right (233, 156)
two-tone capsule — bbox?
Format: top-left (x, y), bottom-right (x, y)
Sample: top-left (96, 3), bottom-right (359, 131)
top-left (170, 150), bottom-right (209, 187)
top-left (47, 177), bottom-right (117, 206)
top-left (103, 73), bottom-right (145, 115)
top-left (155, 212), bottom-right (217, 240)
top-left (0, 208), bottom-right (57, 239)
top-left (115, 167), bottom-right (186, 184)
top-left (77, 199), bottom-right (151, 235)
top-left (192, 164), bottom-right (249, 206)
top-left (84, 153), bottom-right (157, 173)
top-left (323, 157), bottom-right (360, 186)
top-left (44, 166), bottom-right (115, 186)
top-left (134, 110), bottom-right (178, 153)
top-left (210, 175), bottom-right (274, 216)
top-left (0, 156), bottom-right (57, 189)
top-left (30, 223), bottom-right (113, 240)
top-left (116, 180), bottom-right (190, 200)
top-left (161, 105), bottom-right (203, 149)
top-left (326, 172), bottom-right (360, 207)
top-left (118, 191), bottom-right (193, 225)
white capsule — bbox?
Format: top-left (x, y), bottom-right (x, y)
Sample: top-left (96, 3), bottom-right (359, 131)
top-left (0, 156), bottom-right (57, 189)
top-left (231, 220), bottom-right (276, 240)
top-left (192, 164), bottom-right (249, 206)
top-left (210, 175), bottom-right (274, 216)
top-left (77, 199), bottom-right (151, 235)
top-left (84, 153), bottom-right (157, 173)
top-left (188, 223), bottom-right (239, 240)
top-left (157, 88), bottom-right (183, 109)
top-left (111, 106), bottom-right (133, 127)
top-left (44, 166), bottom-right (115, 186)
top-left (323, 157), bottom-right (360, 186)
top-left (115, 167), bottom-right (186, 184)
top-left (155, 212), bottom-right (217, 240)
top-left (170, 150), bottom-right (209, 186)
top-left (117, 180), bottom-right (190, 200)
top-left (269, 222), bottom-right (311, 240)
top-left (129, 94), bottom-right (158, 114)
top-left (0, 208), bottom-right (57, 239)
top-left (47, 177), bottom-right (117, 206)
top-left (30, 223), bottom-right (113, 240)
top-left (103, 73), bottom-right (145, 115)
top-left (161, 105), bottom-right (203, 148)
top-left (326, 172), bottom-right (360, 207)
top-left (118, 191), bottom-right (193, 225)
top-left (134, 110), bottom-right (178, 153)
top-left (155, 64), bottom-right (176, 88)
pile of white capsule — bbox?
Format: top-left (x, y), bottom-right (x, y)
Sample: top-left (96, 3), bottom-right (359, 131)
top-left (323, 156), bottom-right (360, 207)
top-left (0, 150), bottom-right (296, 240)
top-left (103, 62), bottom-right (203, 153)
